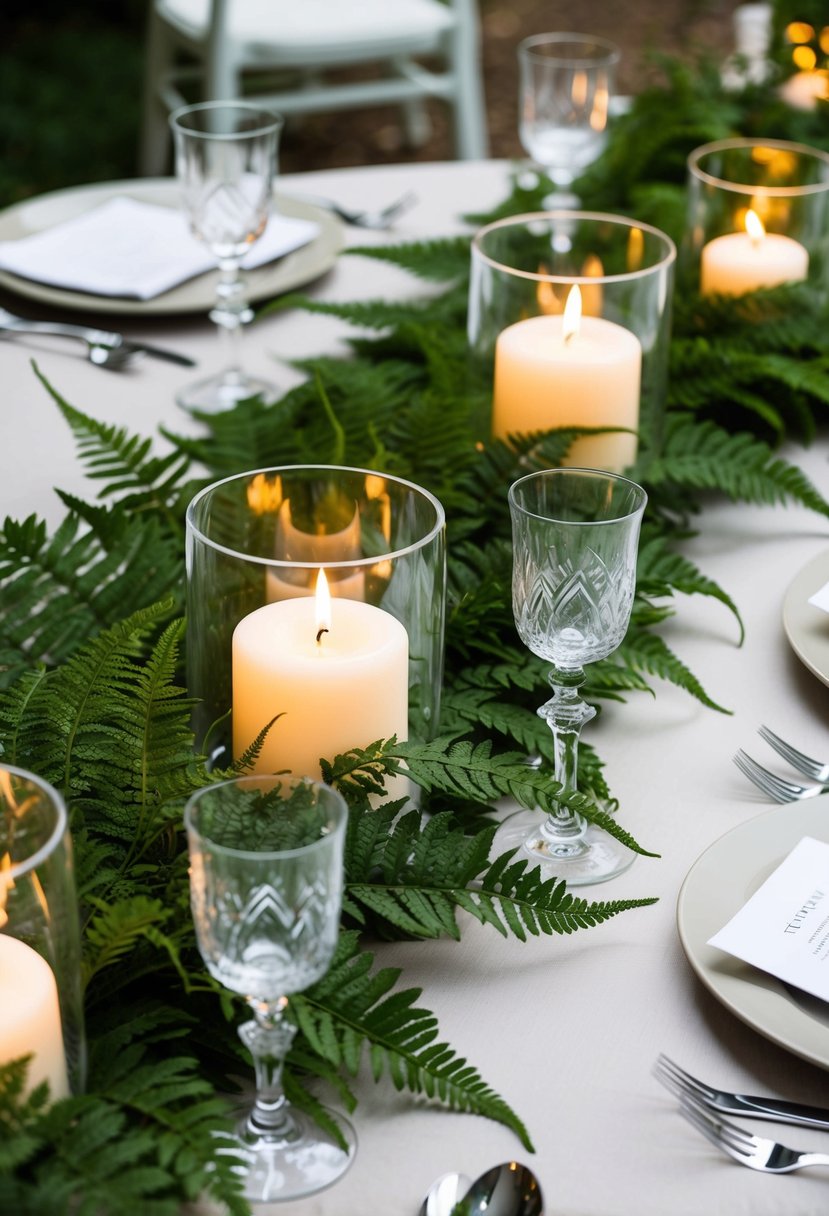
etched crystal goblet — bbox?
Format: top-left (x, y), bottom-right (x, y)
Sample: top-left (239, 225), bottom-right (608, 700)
top-left (495, 468), bottom-right (647, 885)
top-left (185, 774), bottom-right (355, 1201)
top-left (170, 101), bottom-right (283, 413)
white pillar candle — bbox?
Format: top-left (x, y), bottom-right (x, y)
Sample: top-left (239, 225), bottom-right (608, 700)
top-left (0, 934), bottom-right (68, 1100)
top-left (491, 286), bottom-right (642, 473)
top-left (233, 571), bottom-right (408, 780)
top-left (700, 208), bottom-right (809, 296)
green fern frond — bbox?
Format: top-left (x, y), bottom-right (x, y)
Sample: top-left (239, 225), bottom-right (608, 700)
top-left (292, 931), bottom-right (533, 1150)
top-left (643, 416), bottom-right (829, 516)
top-left (344, 237), bottom-right (473, 282)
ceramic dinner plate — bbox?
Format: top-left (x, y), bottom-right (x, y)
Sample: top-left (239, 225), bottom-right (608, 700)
top-left (0, 178), bottom-right (343, 316)
top-left (782, 549), bottom-right (829, 688)
top-left (677, 800), bottom-right (829, 1070)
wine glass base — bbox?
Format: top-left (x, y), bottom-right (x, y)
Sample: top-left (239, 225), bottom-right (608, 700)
top-left (228, 1104), bottom-right (357, 1203)
top-left (493, 809), bottom-right (635, 886)
top-left (175, 370), bottom-right (277, 414)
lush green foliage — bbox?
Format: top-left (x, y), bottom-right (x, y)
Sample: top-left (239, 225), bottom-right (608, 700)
top-left (2, 54), bottom-right (829, 1213)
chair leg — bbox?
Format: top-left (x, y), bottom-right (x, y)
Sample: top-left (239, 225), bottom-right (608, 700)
top-left (402, 98), bottom-right (433, 147)
top-left (448, 0), bottom-right (488, 159)
top-left (139, 8), bottom-right (176, 176)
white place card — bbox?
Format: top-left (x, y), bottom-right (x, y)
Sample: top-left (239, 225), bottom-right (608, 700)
top-left (708, 836), bottom-right (829, 1002)
top-left (0, 197), bottom-right (319, 300)
top-left (808, 580), bottom-right (829, 613)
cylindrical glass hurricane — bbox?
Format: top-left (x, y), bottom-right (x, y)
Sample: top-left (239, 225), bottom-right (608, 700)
top-left (0, 765), bottom-right (85, 1098)
top-left (684, 137), bottom-right (829, 297)
top-left (186, 466), bottom-right (446, 778)
top-left (468, 211), bottom-right (676, 471)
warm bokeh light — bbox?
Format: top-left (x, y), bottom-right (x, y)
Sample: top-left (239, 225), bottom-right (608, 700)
top-left (793, 45), bottom-right (818, 69)
top-left (786, 21), bottom-right (815, 43)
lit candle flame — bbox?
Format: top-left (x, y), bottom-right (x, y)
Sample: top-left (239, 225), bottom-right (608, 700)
top-left (315, 568), bottom-right (331, 644)
top-left (562, 285), bottom-right (582, 346)
top-left (745, 209), bottom-right (765, 245)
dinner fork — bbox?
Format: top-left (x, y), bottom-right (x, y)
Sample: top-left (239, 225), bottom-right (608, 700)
top-left (679, 1092), bottom-right (829, 1173)
top-left (732, 749), bottom-right (829, 802)
top-left (654, 1054), bottom-right (829, 1130)
top-left (758, 724), bottom-right (829, 782)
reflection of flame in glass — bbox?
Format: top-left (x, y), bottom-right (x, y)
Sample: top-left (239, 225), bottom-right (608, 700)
top-left (580, 254), bottom-right (604, 317)
top-left (571, 68), bottom-right (588, 109)
top-left (0, 769), bottom-right (18, 930)
top-left (0, 854), bottom-right (11, 930)
top-left (315, 569), bottom-right (331, 640)
top-left (536, 265), bottom-right (562, 315)
top-left (246, 472), bottom-right (283, 514)
top-left (563, 285), bottom-right (582, 344)
top-left (626, 228), bottom-right (644, 273)
top-left (365, 475), bottom-right (393, 580)
top-left (589, 82), bottom-right (609, 131)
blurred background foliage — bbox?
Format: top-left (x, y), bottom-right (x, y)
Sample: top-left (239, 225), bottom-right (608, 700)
top-left (0, 0), bottom-right (823, 208)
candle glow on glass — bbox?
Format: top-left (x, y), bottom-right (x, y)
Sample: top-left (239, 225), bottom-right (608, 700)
top-left (491, 283), bottom-right (642, 473)
top-left (232, 568), bottom-right (409, 780)
top-left (700, 207), bottom-right (809, 296)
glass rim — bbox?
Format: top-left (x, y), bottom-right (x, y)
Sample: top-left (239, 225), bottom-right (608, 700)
top-left (509, 466), bottom-right (648, 524)
top-left (0, 763), bottom-right (68, 880)
top-left (517, 31), bottom-right (621, 66)
top-left (184, 775), bottom-right (347, 860)
top-left (471, 211), bottom-right (676, 285)
top-left (185, 464), bottom-right (446, 570)
top-left (687, 137), bottom-right (829, 197)
top-left (169, 100), bottom-right (284, 139)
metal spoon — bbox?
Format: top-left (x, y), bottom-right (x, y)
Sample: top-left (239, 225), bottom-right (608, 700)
top-left (460, 1161), bottom-right (544, 1216)
top-left (418, 1171), bottom-right (471, 1216)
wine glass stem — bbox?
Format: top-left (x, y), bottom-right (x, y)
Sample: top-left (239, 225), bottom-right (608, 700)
top-left (537, 666), bottom-right (595, 845)
top-left (211, 257), bottom-right (253, 389)
top-left (238, 996), bottom-right (298, 1141)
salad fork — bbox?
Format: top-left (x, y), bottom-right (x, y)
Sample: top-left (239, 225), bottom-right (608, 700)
top-left (654, 1054), bottom-right (829, 1130)
top-left (732, 749), bottom-right (829, 802)
top-left (758, 724), bottom-right (829, 782)
top-left (290, 190), bottom-right (417, 229)
top-left (679, 1092), bottom-right (829, 1173)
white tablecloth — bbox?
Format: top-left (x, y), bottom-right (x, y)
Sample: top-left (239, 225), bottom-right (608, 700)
top-left (2, 161), bottom-right (829, 1216)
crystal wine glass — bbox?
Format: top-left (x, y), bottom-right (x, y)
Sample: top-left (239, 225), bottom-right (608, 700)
top-left (495, 468), bottom-right (647, 885)
top-left (517, 33), bottom-right (619, 209)
top-left (185, 774), bottom-right (355, 1202)
top-left (169, 101), bottom-right (283, 413)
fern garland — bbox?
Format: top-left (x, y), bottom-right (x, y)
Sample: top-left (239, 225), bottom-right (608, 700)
top-left (2, 50), bottom-right (829, 1213)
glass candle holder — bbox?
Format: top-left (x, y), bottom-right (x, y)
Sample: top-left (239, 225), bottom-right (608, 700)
top-left (468, 211), bottom-right (676, 471)
top-left (684, 137), bottom-right (829, 297)
top-left (0, 765), bottom-right (86, 1098)
top-left (186, 466), bottom-right (446, 778)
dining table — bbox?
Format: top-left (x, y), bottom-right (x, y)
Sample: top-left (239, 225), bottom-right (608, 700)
top-left (2, 157), bottom-right (829, 1216)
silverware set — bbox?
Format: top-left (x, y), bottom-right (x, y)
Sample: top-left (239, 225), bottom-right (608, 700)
top-left (733, 724), bottom-right (829, 802)
top-left (0, 307), bottom-right (195, 370)
top-left (655, 1054), bottom-right (829, 1173)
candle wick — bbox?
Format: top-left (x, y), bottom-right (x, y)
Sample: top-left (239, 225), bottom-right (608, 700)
top-left (564, 328), bottom-right (576, 348)
top-left (316, 627), bottom-right (329, 644)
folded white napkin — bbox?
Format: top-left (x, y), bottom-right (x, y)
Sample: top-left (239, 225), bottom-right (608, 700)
top-left (808, 580), bottom-right (829, 612)
top-left (0, 196), bottom-right (319, 300)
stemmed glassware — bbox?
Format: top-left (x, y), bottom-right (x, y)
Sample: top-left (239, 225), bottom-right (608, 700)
top-left (495, 468), bottom-right (647, 885)
top-left (185, 774), bottom-right (355, 1202)
top-left (169, 101), bottom-right (283, 413)
top-left (517, 32), bottom-right (619, 208)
